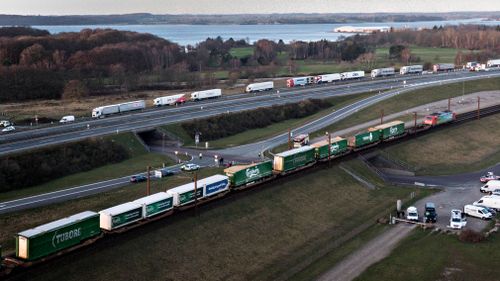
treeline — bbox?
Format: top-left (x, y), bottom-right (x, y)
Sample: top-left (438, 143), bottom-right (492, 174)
top-left (0, 138), bottom-right (129, 192)
top-left (181, 99), bottom-right (331, 141)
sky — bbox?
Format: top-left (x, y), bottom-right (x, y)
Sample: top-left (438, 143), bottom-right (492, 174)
top-left (1, 0), bottom-right (500, 15)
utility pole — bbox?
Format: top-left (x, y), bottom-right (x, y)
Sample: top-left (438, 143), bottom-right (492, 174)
top-left (477, 96), bottom-right (481, 120)
top-left (146, 166), bottom-right (151, 196)
top-left (413, 112), bottom-right (417, 134)
top-left (288, 129), bottom-right (292, 150)
top-left (326, 132), bottom-right (331, 166)
top-left (448, 98), bottom-right (451, 111)
top-left (193, 172), bottom-right (198, 217)
top-left (380, 109), bottom-right (384, 124)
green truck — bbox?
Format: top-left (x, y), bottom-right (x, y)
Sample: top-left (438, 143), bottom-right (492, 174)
top-left (224, 161), bottom-right (273, 187)
top-left (310, 137), bottom-right (348, 159)
top-left (273, 146), bottom-right (315, 172)
top-left (348, 130), bottom-right (381, 148)
top-left (369, 120), bottom-right (405, 140)
top-left (16, 211), bottom-right (101, 261)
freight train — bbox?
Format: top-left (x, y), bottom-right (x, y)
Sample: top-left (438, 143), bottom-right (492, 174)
top-left (2, 112), bottom-right (456, 269)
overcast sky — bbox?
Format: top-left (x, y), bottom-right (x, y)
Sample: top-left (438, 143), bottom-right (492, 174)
top-left (2, 0), bottom-right (500, 15)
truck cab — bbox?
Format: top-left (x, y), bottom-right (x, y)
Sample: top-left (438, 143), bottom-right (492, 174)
top-left (424, 202), bottom-right (437, 223)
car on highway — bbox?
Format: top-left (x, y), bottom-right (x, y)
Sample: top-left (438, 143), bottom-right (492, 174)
top-left (480, 172), bottom-right (500, 183)
top-left (181, 163), bottom-right (200, 171)
top-left (2, 126), bottom-right (15, 133)
top-left (130, 175), bottom-right (147, 183)
top-left (0, 120), bottom-right (11, 127)
top-left (449, 209), bottom-right (467, 229)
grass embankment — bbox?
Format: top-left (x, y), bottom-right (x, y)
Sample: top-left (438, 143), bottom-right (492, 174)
top-left (6, 163), bottom-right (428, 281)
top-left (355, 228), bottom-right (500, 281)
top-left (0, 133), bottom-right (173, 202)
top-left (383, 114), bottom-right (500, 176)
top-left (164, 91), bottom-right (377, 148)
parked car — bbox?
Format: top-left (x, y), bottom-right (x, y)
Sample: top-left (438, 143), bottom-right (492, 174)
top-left (480, 172), bottom-right (500, 183)
top-left (181, 163), bottom-right (200, 171)
top-left (2, 126), bottom-right (15, 133)
top-left (474, 205), bottom-right (497, 216)
top-left (449, 209), bottom-right (467, 229)
top-left (464, 204), bottom-right (493, 220)
top-left (0, 120), bottom-right (11, 127)
top-left (406, 206), bottom-right (419, 221)
top-left (130, 175), bottom-right (147, 183)
top-left (480, 180), bottom-right (500, 193)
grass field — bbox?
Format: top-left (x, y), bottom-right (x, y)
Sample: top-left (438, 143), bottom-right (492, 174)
top-left (0, 133), bottom-right (174, 202)
top-left (355, 228), bottom-right (500, 281)
top-left (5, 162), bottom-right (429, 281)
top-left (382, 114), bottom-right (500, 175)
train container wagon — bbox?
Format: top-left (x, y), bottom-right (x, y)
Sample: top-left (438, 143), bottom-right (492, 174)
top-left (369, 120), bottom-right (405, 140)
top-left (16, 211), bottom-right (100, 261)
top-left (286, 76), bottom-right (314, 87)
top-left (371, 67), bottom-right (395, 78)
top-left (224, 161), bottom-right (273, 187)
top-left (245, 82), bottom-right (274, 92)
top-left (423, 111), bottom-right (456, 126)
top-left (348, 130), bottom-right (381, 148)
top-left (433, 63), bottom-right (455, 72)
top-left (99, 202), bottom-right (143, 231)
top-left (341, 70), bottom-right (365, 80)
top-left (400, 65), bottom-right (423, 75)
top-left (314, 73), bottom-right (341, 84)
top-left (153, 94), bottom-right (186, 106)
top-left (92, 100), bottom-right (146, 118)
top-left (273, 146), bottom-right (315, 172)
top-left (133, 192), bottom-right (174, 218)
top-left (310, 137), bottom-right (348, 160)
top-left (190, 89), bottom-right (222, 101)
top-left (167, 175), bottom-right (229, 207)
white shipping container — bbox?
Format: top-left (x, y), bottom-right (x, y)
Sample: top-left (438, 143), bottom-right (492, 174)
top-left (487, 59), bottom-right (500, 67)
top-left (191, 89), bottom-right (222, 101)
top-left (371, 67), bottom-right (395, 78)
top-left (99, 202), bottom-right (143, 231)
top-left (341, 71), bottom-right (365, 80)
top-left (133, 192), bottom-right (173, 218)
top-left (119, 100), bottom-right (146, 113)
top-left (167, 175), bottom-right (229, 206)
top-left (154, 94), bottom-right (186, 106)
top-left (245, 81), bottom-right (274, 92)
top-left (315, 73), bottom-right (341, 83)
top-left (400, 65), bottom-right (423, 75)
top-left (433, 63), bottom-right (454, 72)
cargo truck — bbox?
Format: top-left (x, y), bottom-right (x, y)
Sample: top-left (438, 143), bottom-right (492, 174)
top-left (370, 67), bottom-right (395, 78)
top-left (167, 175), bottom-right (229, 207)
top-left (340, 70), bottom-right (365, 80)
top-left (99, 202), bottom-right (143, 231)
top-left (224, 161), bottom-right (273, 188)
top-left (423, 111), bottom-right (455, 126)
top-left (133, 192), bottom-right (174, 218)
top-left (153, 94), bottom-right (186, 106)
top-left (399, 65), bottom-right (423, 75)
top-left (16, 211), bottom-right (100, 261)
top-left (273, 146), bottom-right (315, 173)
top-left (348, 130), bottom-right (381, 149)
top-left (92, 100), bottom-right (146, 118)
top-left (310, 137), bottom-right (348, 160)
top-left (369, 120), bottom-right (405, 141)
top-left (245, 81), bottom-right (274, 92)
top-left (286, 76), bottom-right (314, 87)
top-left (314, 73), bottom-right (341, 84)
top-left (487, 59), bottom-right (500, 68)
top-left (424, 202), bottom-right (437, 223)
top-left (433, 63), bottom-right (454, 72)
top-left (190, 89), bottom-right (222, 101)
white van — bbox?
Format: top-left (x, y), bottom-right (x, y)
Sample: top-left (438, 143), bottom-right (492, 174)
top-left (464, 204), bottom-right (493, 219)
top-left (473, 196), bottom-right (500, 211)
top-left (449, 209), bottom-right (467, 229)
top-left (406, 206), bottom-right (418, 221)
top-left (59, 115), bottom-right (75, 123)
top-left (480, 180), bottom-right (500, 193)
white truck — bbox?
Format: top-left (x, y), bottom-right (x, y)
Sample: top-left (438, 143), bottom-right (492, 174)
top-left (340, 70), bottom-right (365, 80)
top-left (480, 180), bottom-right (500, 193)
top-left (487, 59), bottom-right (500, 68)
top-left (190, 89), bottom-right (222, 101)
top-left (464, 204), bottom-right (493, 220)
top-left (370, 67), bottom-right (395, 78)
top-left (474, 196), bottom-right (500, 211)
top-left (314, 73), bottom-right (341, 84)
top-left (406, 206), bottom-right (418, 221)
top-left (59, 115), bottom-right (75, 123)
top-left (153, 94), bottom-right (187, 106)
top-left (433, 63), bottom-right (455, 72)
top-left (92, 100), bottom-right (146, 118)
top-left (400, 65), bottom-right (423, 75)
top-left (245, 82), bottom-right (274, 93)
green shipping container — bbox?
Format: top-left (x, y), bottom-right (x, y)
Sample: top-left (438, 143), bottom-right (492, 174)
top-left (349, 130), bottom-right (381, 148)
top-left (16, 211), bottom-right (100, 261)
top-left (370, 121), bottom-right (405, 140)
top-left (224, 161), bottom-right (273, 187)
top-left (178, 188), bottom-right (204, 205)
top-left (273, 146), bottom-right (315, 172)
top-left (111, 208), bottom-right (143, 228)
top-left (145, 198), bottom-right (173, 217)
top-left (311, 137), bottom-right (348, 159)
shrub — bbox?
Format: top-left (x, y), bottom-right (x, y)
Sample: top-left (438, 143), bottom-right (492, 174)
top-left (458, 229), bottom-right (485, 243)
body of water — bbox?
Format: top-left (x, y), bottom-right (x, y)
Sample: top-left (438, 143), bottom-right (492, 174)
top-left (33, 18), bottom-right (500, 46)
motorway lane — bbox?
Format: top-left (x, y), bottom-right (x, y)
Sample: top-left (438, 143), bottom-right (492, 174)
top-left (2, 71), bottom-right (499, 156)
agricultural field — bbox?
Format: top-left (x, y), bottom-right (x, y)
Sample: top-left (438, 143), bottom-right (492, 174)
top-left (5, 162), bottom-right (431, 281)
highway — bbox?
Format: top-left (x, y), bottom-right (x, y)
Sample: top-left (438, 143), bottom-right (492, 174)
top-left (2, 70), bottom-right (500, 156)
